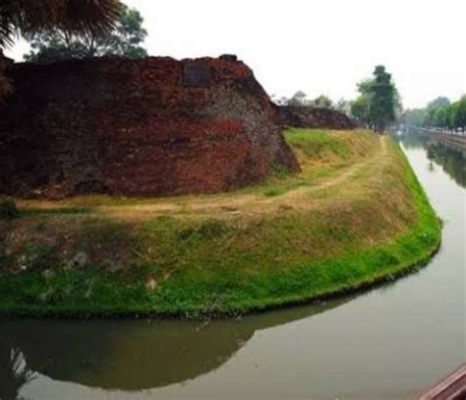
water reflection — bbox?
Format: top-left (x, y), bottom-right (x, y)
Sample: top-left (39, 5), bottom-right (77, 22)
top-left (1, 134), bottom-right (464, 399)
top-left (396, 131), bottom-right (429, 149)
top-left (397, 130), bottom-right (466, 188)
top-left (0, 297), bottom-right (349, 395)
top-left (427, 144), bottom-right (466, 188)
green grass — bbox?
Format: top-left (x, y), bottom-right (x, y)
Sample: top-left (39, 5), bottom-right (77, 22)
top-left (285, 128), bottom-right (351, 159)
top-left (0, 130), bottom-right (441, 317)
top-left (258, 129), bottom-right (381, 198)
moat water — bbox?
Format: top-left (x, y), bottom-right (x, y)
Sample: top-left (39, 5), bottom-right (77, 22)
top-left (0, 134), bottom-right (464, 400)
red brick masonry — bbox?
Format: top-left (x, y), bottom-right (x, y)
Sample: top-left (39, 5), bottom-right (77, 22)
top-left (0, 56), bottom-right (299, 198)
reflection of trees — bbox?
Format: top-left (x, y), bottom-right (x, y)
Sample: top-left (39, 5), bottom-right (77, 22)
top-left (396, 131), bottom-right (430, 149)
top-left (396, 130), bottom-right (465, 187)
top-left (0, 298), bottom-right (349, 392)
top-left (0, 272), bottom-right (425, 393)
top-left (0, 343), bottom-right (36, 400)
top-left (427, 144), bottom-right (466, 188)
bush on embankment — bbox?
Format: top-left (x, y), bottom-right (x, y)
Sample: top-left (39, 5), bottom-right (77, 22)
top-left (0, 130), bottom-right (441, 317)
top-left (0, 199), bottom-right (18, 220)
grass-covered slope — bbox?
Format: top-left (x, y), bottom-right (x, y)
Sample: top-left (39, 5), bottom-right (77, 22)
top-left (0, 129), bottom-right (441, 317)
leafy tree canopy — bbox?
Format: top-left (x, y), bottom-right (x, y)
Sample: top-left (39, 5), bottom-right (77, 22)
top-left (287, 90), bottom-right (308, 106)
top-left (0, 0), bottom-right (122, 50)
top-left (401, 108), bottom-right (427, 127)
top-left (335, 98), bottom-right (351, 115)
top-left (0, 0), bottom-right (122, 97)
top-left (403, 95), bottom-right (465, 131)
top-left (350, 66), bottom-right (400, 132)
top-left (279, 91), bottom-right (335, 109)
top-left (350, 94), bottom-right (370, 122)
top-left (312, 95), bottom-right (333, 109)
top-left (24, 5), bottom-right (147, 62)
top-left (427, 96), bottom-right (450, 108)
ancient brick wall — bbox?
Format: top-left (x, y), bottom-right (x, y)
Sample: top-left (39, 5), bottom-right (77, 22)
top-left (0, 56), bottom-right (299, 198)
top-left (277, 105), bottom-right (356, 130)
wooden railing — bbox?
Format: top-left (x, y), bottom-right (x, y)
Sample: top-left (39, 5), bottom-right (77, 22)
top-left (419, 364), bottom-right (466, 400)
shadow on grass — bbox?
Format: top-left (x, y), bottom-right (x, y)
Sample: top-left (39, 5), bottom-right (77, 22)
top-left (19, 207), bottom-right (92, 217)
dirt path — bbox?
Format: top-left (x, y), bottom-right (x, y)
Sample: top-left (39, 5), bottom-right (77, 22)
top-left (304, 134), bottom-right (387, 191)
top-left (95, 135), bottom-right (389, 220)
top-left (15, 135), bottom-right (389, 221)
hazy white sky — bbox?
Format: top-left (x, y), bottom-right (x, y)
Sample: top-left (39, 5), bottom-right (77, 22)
top-left (7, 0), bottom-right (465, 109)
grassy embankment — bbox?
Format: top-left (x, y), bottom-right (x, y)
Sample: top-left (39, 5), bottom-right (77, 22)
top-left (0, 129), bottom-right (441, 317)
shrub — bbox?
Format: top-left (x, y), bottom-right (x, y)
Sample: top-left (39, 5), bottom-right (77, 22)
top-left (197, 220), bottom-right (229, 239)
top-left (0, 199), bottom-right (18, 220)
top-left (272, 164), bottom-right (290, 179)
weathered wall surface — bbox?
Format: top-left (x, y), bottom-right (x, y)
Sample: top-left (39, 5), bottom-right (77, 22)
top-left (0, 56), bottom-right (299, 198)
top-left (277, 105), bottom-right (355, 130)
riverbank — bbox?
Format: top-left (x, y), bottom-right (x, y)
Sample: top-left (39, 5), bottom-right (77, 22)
top-left (0, 129), bottom-right (441, 317)
top-left (416, 127), bottom-right (466, 151)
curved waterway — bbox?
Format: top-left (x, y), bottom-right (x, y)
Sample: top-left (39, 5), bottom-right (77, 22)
top-left (1, 135), bottom-right (464, 400)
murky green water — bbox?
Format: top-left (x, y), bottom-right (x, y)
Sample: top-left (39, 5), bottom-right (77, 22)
top-left (1, 135), bottom-right (464, 400)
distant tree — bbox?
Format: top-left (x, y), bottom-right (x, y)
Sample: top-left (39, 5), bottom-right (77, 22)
top-left (336, 98), bottom-right (351, 115)
top-left (445, 105), bottom-right (454, 130)
top-left (350, 93), bottom-right (371, 126)
top-left (421, 95), bottom-right (465, 132)
top-left (287, 90), bottom-right (308, 106)
top-left (451, 96), bottom-right (466, 132)
top-left (276, 96), bottom-right (289, 106)
top-left (24, 5), bottom-right (147, 62)
top-left (427, 97), bottom-right (451, 108)
top-left (433, 106), bottom-right (449, 129)
top-left (425, 97), bottom-right (450, 128)
top-left (351, 66), bottom-right (399, 132)
top-left (367, 66), bottom-right (398, 131)
top-left (401, 108), bottom-right (427, 127)
top-left (400, 95), bottom-right (464, 132)
top-left (312, 95), bottom-right (333, 109)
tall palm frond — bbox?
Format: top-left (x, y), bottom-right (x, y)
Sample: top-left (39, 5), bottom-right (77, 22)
top-left (0, 0), bottom-right (122, 49)
top-left (0, 0), bottom-right (122, 98)
top-left (56, 0), bottom-right (123, 35)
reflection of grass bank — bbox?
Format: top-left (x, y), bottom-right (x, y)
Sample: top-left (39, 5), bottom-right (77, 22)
top-left (0, 130), bottom-right (441, 317)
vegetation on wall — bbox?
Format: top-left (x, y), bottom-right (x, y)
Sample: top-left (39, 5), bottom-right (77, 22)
top-left (275, 91), bottom-right (334, 109)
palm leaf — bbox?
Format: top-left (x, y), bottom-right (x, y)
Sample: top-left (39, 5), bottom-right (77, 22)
top-left (58, 0), bottom-right (122, 34)
top-left (0, 0), bottom-right (123, 49)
